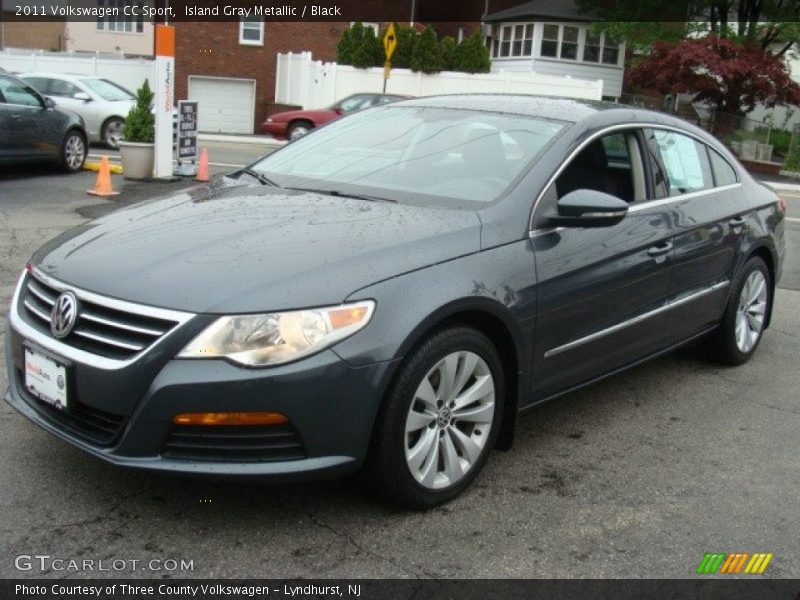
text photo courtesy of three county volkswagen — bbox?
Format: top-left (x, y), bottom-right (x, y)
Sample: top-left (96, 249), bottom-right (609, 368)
top-left (0, 0), bottom-right (799, 592)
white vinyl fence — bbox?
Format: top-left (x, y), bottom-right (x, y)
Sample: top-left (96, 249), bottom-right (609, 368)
top-left (0, 49), bottom-right (155, 94)
top-left (276, 51), bottom-right (604, 109)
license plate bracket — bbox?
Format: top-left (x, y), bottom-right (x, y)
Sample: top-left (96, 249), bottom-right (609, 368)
top-left (24, 346), bottom-right (68, 410)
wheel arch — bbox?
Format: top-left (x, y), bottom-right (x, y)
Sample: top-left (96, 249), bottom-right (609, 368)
top-left (746, 243), bottom-right (777, 329)
top-left (382, 298), bottom-right (529, 451)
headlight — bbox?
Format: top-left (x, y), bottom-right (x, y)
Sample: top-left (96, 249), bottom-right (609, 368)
top-left (178, 301), bottom-right (375, 367)
top-left (266, 117), bottom-right (273, 123)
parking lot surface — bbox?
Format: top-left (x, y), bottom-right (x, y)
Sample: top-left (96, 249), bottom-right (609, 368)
top-left (0, 156), bottom-right (798, 578)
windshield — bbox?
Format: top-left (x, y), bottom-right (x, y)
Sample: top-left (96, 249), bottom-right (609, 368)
top-left (80, 78), bottom-right (134, 101)
top-left (250, 106), bottom-right (565, 206)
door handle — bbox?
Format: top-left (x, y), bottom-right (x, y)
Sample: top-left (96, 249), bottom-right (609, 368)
top-left (11, 114), bottom-right (21, 120)
top-left (729, 216), bottom-right (746, 231)
top-left (647, 241), bottom-right (673, 257)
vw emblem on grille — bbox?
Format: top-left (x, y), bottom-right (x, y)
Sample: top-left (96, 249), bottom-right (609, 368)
top-left (50, 291), bottom-right (78, 338)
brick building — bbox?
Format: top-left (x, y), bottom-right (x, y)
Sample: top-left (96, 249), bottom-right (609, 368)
top-left (174, 21), bottom-right (351, 133)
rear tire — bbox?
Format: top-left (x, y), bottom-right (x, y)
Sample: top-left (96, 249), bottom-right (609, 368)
top-left (102, 117), bottom-right (124, 149)
top-left (701, 256), bottom-right (771, 365)
top-left (60, 130), bottom-right (87, 173)
top-left (367, 326), bottom-right (504, 509)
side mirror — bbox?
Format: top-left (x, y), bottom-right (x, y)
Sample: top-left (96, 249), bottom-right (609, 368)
top-left (548, 189), bottom-right (629, 228)
top-left (73, 92), bottom-right (91, 101)
top-left (333, 107), bottom-right (343, 115)
top-left (43, 96), bottom-right (56, 110)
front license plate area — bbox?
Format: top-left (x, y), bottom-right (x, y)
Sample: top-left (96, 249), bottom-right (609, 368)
top-left (24, 347), bottom-right (68, 410)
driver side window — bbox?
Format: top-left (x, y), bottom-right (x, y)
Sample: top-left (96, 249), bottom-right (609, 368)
top-left (554, 130), bottom-right (645, 203)
top-left (0, 75), bottom-right (42, 107)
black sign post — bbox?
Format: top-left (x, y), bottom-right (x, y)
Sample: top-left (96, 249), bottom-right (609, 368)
top-left (175, 100), bottom-right (198, 176)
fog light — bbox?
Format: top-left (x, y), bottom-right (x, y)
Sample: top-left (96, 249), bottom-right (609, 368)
top-left (171, 412), bottom-right (288, 426)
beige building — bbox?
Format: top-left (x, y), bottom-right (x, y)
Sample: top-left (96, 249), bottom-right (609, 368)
top-left (65, 19), bottom-right (154, 57)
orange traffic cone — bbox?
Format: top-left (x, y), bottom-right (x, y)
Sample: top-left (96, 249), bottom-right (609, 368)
top-left (87, 156), bottom-right (119, 196)
top-left (195, 148), bottom-right (210, 182)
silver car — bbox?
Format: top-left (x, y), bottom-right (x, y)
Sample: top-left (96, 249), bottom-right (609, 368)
top-left (19, 73), bottom-right (134, 149)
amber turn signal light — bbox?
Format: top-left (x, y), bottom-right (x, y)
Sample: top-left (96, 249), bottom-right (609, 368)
top-left (171, 412), bottom-right (289, 426)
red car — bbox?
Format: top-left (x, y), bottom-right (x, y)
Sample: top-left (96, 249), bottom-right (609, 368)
top-left (261, 93), bottom-right (408, 140)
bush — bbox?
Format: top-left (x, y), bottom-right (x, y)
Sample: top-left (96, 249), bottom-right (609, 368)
top-left (354, 26), bottom-right (382, 67)
top-left (336, 26), bottom-right (354, 65)
top-left (454, 30), bottom-right (491, 74)
top-left (392, 24), bottom-right (417, 68)
top-left (411, 25), bottom-right (443, 74)
top-left (122, 79), bottom-right (154, 143)
top-left (440, 36), bottom-right (457, 70)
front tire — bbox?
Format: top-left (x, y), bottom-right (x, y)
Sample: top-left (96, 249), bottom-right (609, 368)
top-left (60, 130), bottom-right (87, 173)
top-left (287, 121), bottom-right (312, 141)
top-left (368, 327), bottom-right (504, 509)
top-left (702, 256), bottom-right (771, 365)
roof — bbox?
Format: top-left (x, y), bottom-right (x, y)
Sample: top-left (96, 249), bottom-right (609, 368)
top-left (483, 0), bottom-right (598, 22)
top-left (395, 94), bottom-right (617, 123)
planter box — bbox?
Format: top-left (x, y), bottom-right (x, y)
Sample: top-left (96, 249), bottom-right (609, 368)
top-left (756, 143), bottom-right (773, 162)
top-left (118, 141), bottom-right (154, 180)
top-left (740, 140), bottom-right (758, 160)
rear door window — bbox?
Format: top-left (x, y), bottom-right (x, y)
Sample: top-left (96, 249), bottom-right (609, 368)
top-left (646, 129), bottom-right (713, 197)
top-left (708, 148), bottom-right (738, 187)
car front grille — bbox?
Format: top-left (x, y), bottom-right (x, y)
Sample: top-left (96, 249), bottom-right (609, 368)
top-left (163, 424), bottom-right (307, 462)
top-left (15, 369), bottom-right (126, 445)
top-left (21, 271), bottom-right (182, 361)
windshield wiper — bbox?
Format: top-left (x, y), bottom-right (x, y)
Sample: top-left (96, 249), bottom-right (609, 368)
top-left (286, 186), bottom-right (396, 203)
top-left (240, 168), bottom-right (281, 188)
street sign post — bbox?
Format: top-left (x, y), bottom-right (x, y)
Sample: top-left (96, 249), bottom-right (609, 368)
top-left (175, 100), bottom-right (198, 177)
top-left (382, 23), bottom-right (397, 93)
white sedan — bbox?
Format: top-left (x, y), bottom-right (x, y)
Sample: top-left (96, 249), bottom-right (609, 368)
top-left (19, 73), bottom-right (135, 149)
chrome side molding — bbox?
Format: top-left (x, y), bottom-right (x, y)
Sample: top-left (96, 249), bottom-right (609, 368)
top-left (544, 280), bottom-right (729, 359)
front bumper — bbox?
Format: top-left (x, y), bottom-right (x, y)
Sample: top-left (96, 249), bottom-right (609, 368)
top-left (5, 312), bottom-right (396, 482)
top-left (260, 121), bottom-right (288, 139)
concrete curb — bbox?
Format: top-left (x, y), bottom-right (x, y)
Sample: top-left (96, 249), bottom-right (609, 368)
top-left (762, 181), bottom-right (800, 192)
top-left (197, 134), bottom-right (285, 148)
top-left (84, 161), bottom-right (123, 175)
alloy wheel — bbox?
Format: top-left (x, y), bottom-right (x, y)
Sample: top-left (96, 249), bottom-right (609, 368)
top-left (105, 120), bottom-right (123, 148)
top-left (404, 351), bottom-right (495, 490)
top-left (735, 270), bottom-right (767, 353)
top-left (65, 134), bottom-right (86, 171)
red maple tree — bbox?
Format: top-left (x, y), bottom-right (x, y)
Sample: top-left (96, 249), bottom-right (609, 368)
top-left (626, 35), bottom-right (800, 116)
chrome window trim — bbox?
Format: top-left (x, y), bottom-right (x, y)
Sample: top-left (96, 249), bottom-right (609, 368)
top-left (626, 183), bottom-right (742, 213)
top-left (528, 122), bottom-right (742, 232)
top-left (9, 269), bottom-right (196, 371)
top-left (543, 280), bottom-right (729, 359)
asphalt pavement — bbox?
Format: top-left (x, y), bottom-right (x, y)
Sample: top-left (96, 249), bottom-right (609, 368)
top-left (0, 152), bottom-right (798, 579)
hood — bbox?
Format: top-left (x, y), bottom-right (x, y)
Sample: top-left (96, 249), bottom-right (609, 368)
top-left (33, 179), bottom-right (481, 314)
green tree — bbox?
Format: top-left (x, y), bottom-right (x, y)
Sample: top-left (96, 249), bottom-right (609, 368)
top-left (410, 25), bottom-right (443, 74)
top-left (454, 30), bottom-right (491, 74)
top-left (440, 36), bottom-right (457, 70)
top-left (576, 0), bottom-right (800, 57)
top-left (392, 23), bottom-right (417, 69)
top-left (122, 79), bottom-right (154, 143)
top-left (336, 25), bottom-right (354, 65)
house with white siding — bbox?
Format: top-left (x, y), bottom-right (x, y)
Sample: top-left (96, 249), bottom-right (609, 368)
top-left (483, 0), bottom-right (625, 100)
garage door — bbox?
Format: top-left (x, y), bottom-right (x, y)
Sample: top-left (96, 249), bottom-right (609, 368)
top-left (188, 76), bottom-right (256, 134)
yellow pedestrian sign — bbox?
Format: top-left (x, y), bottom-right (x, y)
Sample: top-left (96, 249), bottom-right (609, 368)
top-left (383, 23), bottom-right (397, 61)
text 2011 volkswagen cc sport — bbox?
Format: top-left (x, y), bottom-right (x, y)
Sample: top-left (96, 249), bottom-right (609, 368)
top-left (5, 96), bottom-right (785, 508)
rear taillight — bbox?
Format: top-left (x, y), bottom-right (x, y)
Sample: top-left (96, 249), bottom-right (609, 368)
top-left (777, 195), bottom-right (787, 214)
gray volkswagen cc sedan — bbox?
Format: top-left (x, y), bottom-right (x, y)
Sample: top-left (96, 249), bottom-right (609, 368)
top-left (4, 95), bottom-right (785, 508)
